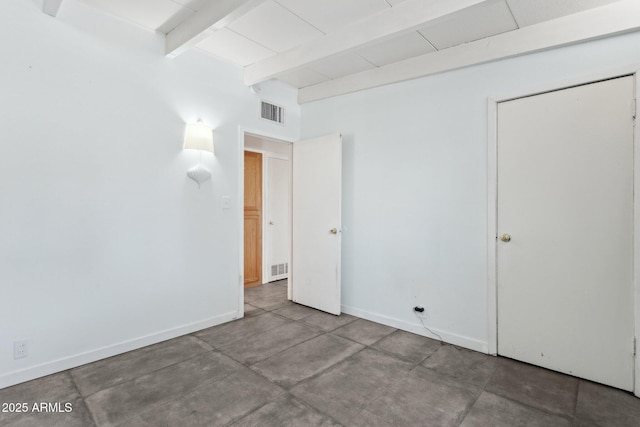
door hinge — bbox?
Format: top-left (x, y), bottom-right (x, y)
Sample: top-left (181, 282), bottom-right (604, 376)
top-left (633, 99), bottom-right (637, 123)
top-left (634, 337), bottom-right (637, 357)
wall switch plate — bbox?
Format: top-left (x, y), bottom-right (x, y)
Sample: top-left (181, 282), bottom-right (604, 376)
top-left (222, 196), bottom-right (231, 209)
top-left (13, 340), bottom-right (28, 359)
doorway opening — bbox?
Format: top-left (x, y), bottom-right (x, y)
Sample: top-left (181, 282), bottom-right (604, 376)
top-left (239, 130), bottom-right (343, 318)
top-left (242, 132), bottom-right (292, 309)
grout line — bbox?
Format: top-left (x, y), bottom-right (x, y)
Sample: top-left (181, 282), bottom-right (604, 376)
top-left (223, 327), bottom-right (326, 370)
top-left (66, 371), bottom-right (100, 427)
top-left (189, 334), bottom-right (216, 352)
top-left (282, 344), bottom-right (370, 392)
top-left (573, 380), bottom-right (581, 417)
top-left (286, 389), bottom-right (349, 427)
top-left (482, 386), bottom-right (578, 421)
top-left (288, 392), bottom-right (346, 427)
top-left (79, 351), bottom-right (207, 400)
top-left (219, 393), bottom-right (283, 427)
top-left (110, 367), bottom-right (243, 427)
top-left (456, 386), bottom-right (485, 426)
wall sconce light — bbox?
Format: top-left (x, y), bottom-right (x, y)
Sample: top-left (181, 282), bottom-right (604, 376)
top-left (184, 119), bottom-right (214, 188)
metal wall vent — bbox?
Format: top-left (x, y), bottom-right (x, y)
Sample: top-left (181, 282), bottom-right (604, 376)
top-left (261, 101), bottom-right (285, 124)
top-left (271, 263), bottom-right (288, 277)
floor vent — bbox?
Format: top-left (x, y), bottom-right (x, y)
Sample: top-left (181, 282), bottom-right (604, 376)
top-left (261, 101), bottom-right (285, 124)
top-left (271, 263), bottom-right (288, 277)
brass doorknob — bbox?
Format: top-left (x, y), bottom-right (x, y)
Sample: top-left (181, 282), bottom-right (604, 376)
top-left (500, 233), bottom-right (511, 242)
top-left (330, 228), bottom-right (338, 234)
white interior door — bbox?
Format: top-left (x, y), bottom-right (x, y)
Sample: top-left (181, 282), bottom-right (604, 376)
top-left (292, 133), bottom-right (342, 315)
top-left (267, 157), bottom-right (290, 282)
top-left (497, 76), bottom-right (635, 390)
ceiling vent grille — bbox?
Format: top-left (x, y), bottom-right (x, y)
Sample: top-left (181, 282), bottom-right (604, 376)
top-left (261, 101), bottom-right (285, 125)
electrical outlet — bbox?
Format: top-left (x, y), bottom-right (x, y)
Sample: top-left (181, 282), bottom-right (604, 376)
top-left (413, 306), bottom-right (426, 316)
top-left (13, 340), bottom-right (28, 359)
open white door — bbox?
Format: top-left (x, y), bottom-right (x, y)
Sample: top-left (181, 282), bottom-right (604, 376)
top-left (291, 133), bottom-right (342, 315)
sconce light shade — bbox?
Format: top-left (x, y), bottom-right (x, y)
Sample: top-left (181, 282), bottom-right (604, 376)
top-left (184, 121), bottom-right (214, 153)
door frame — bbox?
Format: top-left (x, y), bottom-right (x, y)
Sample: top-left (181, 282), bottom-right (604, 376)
top-left (487, 66), bottom-right (640, 396)
top-left (238, 127), bottom-right (293, 316)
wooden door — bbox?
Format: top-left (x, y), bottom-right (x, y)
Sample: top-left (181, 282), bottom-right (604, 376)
top-left (244, 151), bottom-right (262, 288)
top-left (292, 133), bottom-right (342, 315)
top-left (497, 76), bottom-right (635, 390)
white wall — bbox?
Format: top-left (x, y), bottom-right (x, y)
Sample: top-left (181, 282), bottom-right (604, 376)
top-left (302, 31), bottom-right (640, 353)
top-left (0, 0), bottom-right (299, 388)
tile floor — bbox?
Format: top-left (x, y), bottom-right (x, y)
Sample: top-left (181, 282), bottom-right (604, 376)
top-left (2, 280), bottom-right (640, 426)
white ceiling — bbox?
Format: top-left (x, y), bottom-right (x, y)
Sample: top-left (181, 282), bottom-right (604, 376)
top-left (67, 0), bottom-right (632, 101)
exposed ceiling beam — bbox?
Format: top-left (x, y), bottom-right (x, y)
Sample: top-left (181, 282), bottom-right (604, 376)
top-left (43, 0), bottom-right (63, 17)
top-left (243, 0), bottom-right (490, 86)
top-left (165, 0), bottom-right (265, 58)
top-left (298, 0), bottom-right (640, 104)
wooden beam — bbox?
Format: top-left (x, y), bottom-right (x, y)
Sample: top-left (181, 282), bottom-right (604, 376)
top-left (244, 0), bottom-right (490, 86)
top-left (166, 0), bottom-right (265, 58)
top-left (298, 0), bottom-right (640, 104)
top-left (43, 0), bottom-right (63, 17)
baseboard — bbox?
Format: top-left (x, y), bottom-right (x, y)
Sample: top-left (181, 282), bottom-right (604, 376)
top-left (0, 311), bottom-right (239, 389)
top-left (341, 305), bottom-right (489, 354)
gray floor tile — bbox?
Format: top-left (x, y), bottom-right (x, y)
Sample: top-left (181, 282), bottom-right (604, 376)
top-left (244, 289), bottom-right (286, 303)
top-left (244, 282), bottom-right (288, 303)
top-left (85, 352), bottom-right (243, 426)
top-left (1, 396), bottom-right (96, 427)
top-left (231, 394), bottom-right (342, 427)
top-left (219, 322), bottom-right (322, 365)
top-left (246, 294), bottom-right (290, 310)
top-left (373, 329), bottom-right (442, 364)
top-left (291, 348), bottom-right (413, 425)
top-left (119, 368), bottom-right (284, 427)
top-left (4, 278), bottom-right (638, 427)
top-left (245, 280), bottom-right (286, 296)
top-left (194, 312), bottom-right (289, 349)
top-left (251, 334), bottom-right (364, 388)
top-left (422, 345), bottom-right (498, 387)
top-left (332, 319), bottom-right (396, 346)
top-left (575, 380), bottom-right (640, 427)
top-left (460, 391), bottom-right (571, 427)
top-left (485, 358), bottom-right (578, 416)
top-left (71, 336), bottom-right (208, 396)
top-left (353, 366), bottom-right (482, 427)
top-left (272, 304), bottom-right (319, 321)
top-left (244, 304), bottom-right (264, 317)
top-left (302, 312), bottom-right (357, 332)
top-left (0, 372), bottom-right (79, 426)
